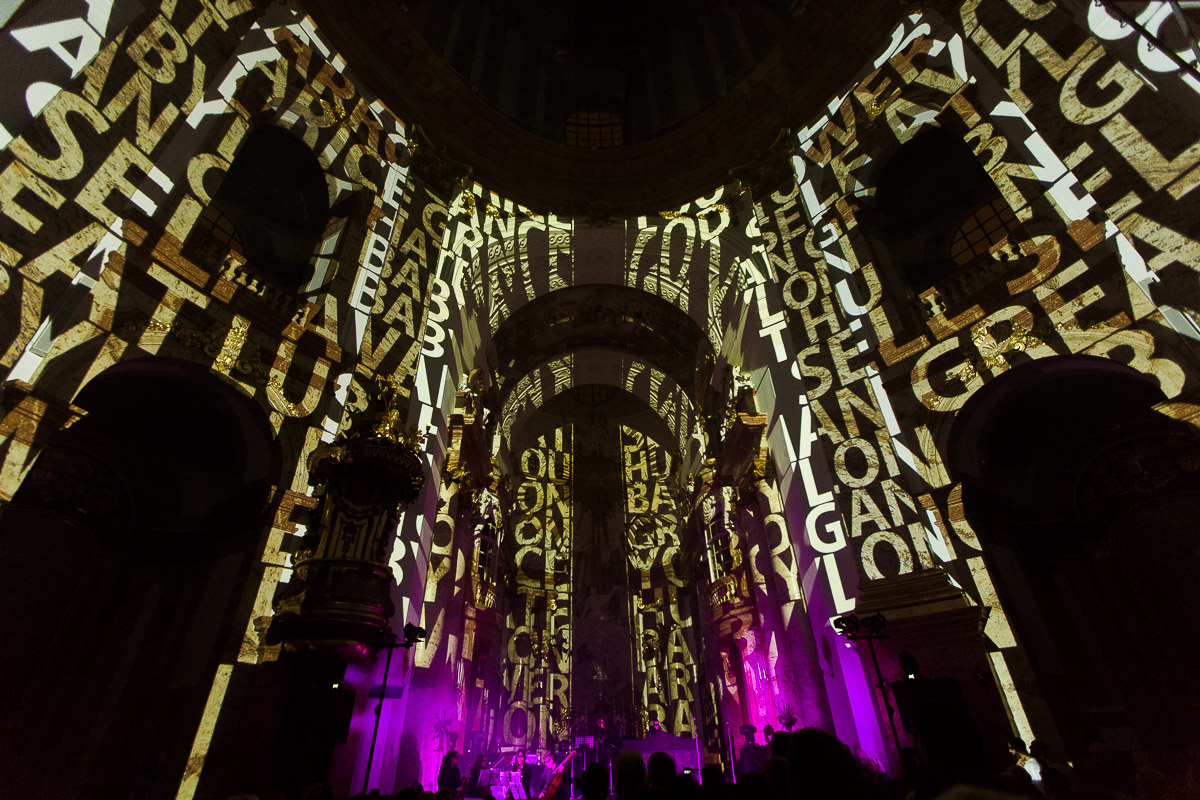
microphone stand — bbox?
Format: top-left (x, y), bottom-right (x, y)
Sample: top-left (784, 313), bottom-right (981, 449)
top-left (363, 625), bottom-right (426, 794)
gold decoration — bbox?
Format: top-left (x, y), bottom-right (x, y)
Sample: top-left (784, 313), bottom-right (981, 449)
top-left (952, 324), bottom-right (1043, 383)
top-left (709, 575), bottom-right (739, 608)
top-left (658, 205), bottom-right (728, 219)
top-left (319, 97), bottom-right (348, 121)
top-left (211, 321), bottom-right (248, 371)
top-left (461, 191), bottom-right (477, 214)
top-left (940, 319), bottom-right (1118, 390)
top-left (443, 462), bottom-right (470, 486)
top-left (409, 125), bottom-right (472, 196)
top-left (485, 203), bottom-right (516, 219)
top-left (729, 128), bottom-right (798, 198)
top-left (553, 706), bottom-right (572, 740)
top-left (862, 88), bottom-right (902, 122)
top-left (171, 320), bottom-right (274, 387)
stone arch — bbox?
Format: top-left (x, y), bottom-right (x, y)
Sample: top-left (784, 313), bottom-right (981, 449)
top-left (488, 283), bottom-right (716, 406)
top-left (0, 357), bottom-right (282, 798)
top-left (499, 351), bottom-right (700, 469)
top-left (946, 354), bottom-right (1200, 773)
top-left (472, 198), bottom-right (750, 359)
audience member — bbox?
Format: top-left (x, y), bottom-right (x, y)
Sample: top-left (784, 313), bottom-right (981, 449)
top-left (300, 783), bottom-right (336, 800)
top-left (670, 772), bottom-right (704, 800)
top-left (786, 727), bottom-right (869, 800)
top-left (614, 750), bottom-right (647, 800)
top-left (1006, 738), bottom-right (1042, 785)
top-left (647, 752), bottom-right (677, 790)
top-left (769, 731), bottom-right (791, 759)
top-left (762, 755), bottom-right (788, 799)
top-left (700, 763), bottom-right (731, 800)
top-left (731, 770), bottom-right (768, 800)
top-left (911, 704), bottom-right (988, 799)
top-left (437, 749), bottom-right (462, 795)
top-left (579, 762), bottom-right (610, 800)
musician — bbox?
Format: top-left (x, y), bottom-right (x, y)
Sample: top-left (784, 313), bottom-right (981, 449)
top-left (465, 753), bottom-right (486, 798)
top-left (531, 752), bottom-right (556, 797)
top-left (512, 748), bottom-right (532, 798)
top-left (437, 750), bottom-right (462, 794)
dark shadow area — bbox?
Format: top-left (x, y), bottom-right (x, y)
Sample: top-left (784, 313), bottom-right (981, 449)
top-left (948, 355), bottom-right (1200, 782)
top-left (0, 359), bottom-right (278, 800)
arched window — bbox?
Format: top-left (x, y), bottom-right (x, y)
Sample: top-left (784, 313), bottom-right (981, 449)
top-left (874, 127), bottom-right (1018, 312)
top-left (566, 107), bottom-right (624, 148)
top-left (949, 197), bottom-right (1021, 268)
top-left (186, 125), bottom-right (331, 289)
top-left (182, 203), bottom-right (244, 271)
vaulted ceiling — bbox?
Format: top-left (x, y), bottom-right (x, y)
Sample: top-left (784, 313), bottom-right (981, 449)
top-left (302, 0), bottom-right (907, 212)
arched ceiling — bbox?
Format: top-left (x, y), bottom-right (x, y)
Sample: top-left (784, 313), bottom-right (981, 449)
top-left (300, 0), bottom-right (907, 213)
top-left (512, 385), bottom-right (676, 459)
top-left (499, 352), bottom-right (699, 464)
top-left (490, 284), bottom-right (714, 406)
top-left (401, 0), bottom-right (789, 145)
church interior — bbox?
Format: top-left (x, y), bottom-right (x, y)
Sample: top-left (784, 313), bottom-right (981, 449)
top-left (1, 0), bottom-right (1200, 798)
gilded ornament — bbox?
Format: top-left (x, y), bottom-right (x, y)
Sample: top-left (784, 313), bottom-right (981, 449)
top-left (951, 324), bottom-right (1043, 382)
top-left (165, 320), bottom-right (274, 387)
top-left (210, 322), bottom-right (248, 372)
top-left (484, 203), bottom-right (515, 219)
top-left (319, 97), bottom-right (348, 122)
top-left (443, 462), bottom-right (470, 486)
top-left (862, 88), bottom-right (902, 122)
top-left (553, 706), bottom-right (572, 739)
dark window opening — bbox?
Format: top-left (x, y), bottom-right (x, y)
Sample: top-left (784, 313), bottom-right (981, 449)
top-left (875, 127), bottom-right (1018, 309)
top-left (566, 108), bottom-right (624, 148)
top-left (206, 125), bottom-right (331, 289)
top-left (182, 204), bottom-right (244, 272)
top-left (950, 197), bottom-right (1021, 267)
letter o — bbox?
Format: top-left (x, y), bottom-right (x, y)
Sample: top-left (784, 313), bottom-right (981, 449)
top-left (834, 438), bottom-right (880, 488)
top-left (861, 531), bottom-right (914, 580)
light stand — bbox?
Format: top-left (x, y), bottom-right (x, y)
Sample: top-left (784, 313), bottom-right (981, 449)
top-left (363, 622), bottom-right (427, 794)
top-left (724, 721), bottom-right (737, 782)
top-left (834, 613), bottom-right (903, 764)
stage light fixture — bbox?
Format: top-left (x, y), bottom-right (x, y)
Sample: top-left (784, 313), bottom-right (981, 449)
top-left (402, 622), bottom-right (427, 646)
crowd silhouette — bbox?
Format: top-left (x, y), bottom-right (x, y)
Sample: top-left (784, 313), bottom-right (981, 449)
top-left (174, 710), bottom-right (1200, 800)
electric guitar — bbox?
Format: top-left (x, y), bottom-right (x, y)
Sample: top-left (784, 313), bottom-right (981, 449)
top-left (538, 749), bottom-right (576, 799)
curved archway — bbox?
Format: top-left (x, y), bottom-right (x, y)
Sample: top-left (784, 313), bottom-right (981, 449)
top-left (499, 351), bottom-right (699, 467)
top-left (480, 215), bottom-right (746, 362)
top-left (490, 283), bottom-right (715, 404)
top-left (0, 359), bottom-right (280, 798)
top-left (947, 355), bottom-right (1200, 776)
